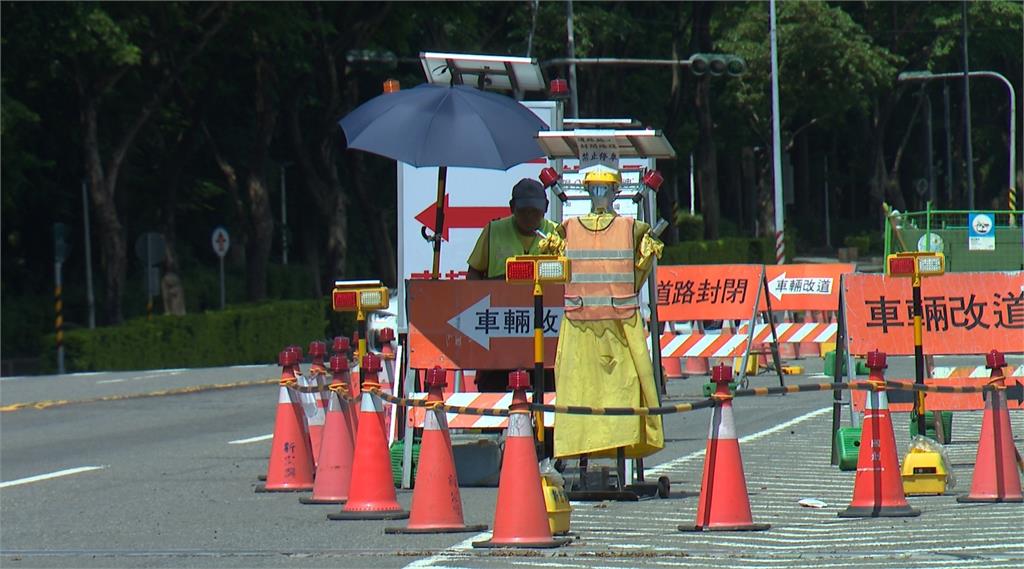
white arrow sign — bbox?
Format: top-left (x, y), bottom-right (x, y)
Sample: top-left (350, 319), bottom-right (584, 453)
top-left (767, 272), bottom-right (835, 302)
top-left (211, 226), bottom-right (230, 258)
top-left (447, 295), bottom-right (564, 349)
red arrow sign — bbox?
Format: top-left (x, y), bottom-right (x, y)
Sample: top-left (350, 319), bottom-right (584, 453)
top-left (414, 195), bottom-right (510, 241)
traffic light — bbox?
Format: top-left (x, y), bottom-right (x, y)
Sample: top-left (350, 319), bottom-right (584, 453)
top-left (690, 53), bottom-right (746, 77)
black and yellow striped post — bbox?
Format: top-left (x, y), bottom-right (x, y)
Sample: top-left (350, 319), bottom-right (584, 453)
top-left (506, 254), bottom-right (570, 453)
top-left (886, 251), bottom-right (945, 438)
top-left (53, 223), bottom-right (67, 374)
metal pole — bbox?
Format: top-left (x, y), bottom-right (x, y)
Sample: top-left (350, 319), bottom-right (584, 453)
top-left (924, 90), bottom-right (936, 205)
top-left (565, 0), bottom-right (579, 119)
top-left (82, 180), bottom-right (96, 329)
top-left (962, 1), bottom-right (975, 210)
top-left (770, 0), bottom-right (785, 264)
top-left (944, 84), bottom-right (954, 207)
top-left (219, 256), bottom-right (226, 310)
top-left (55, 259), bottom-right (64, 375)
top-left (689, 153), bottom-right (696, 215)
top-left (281, 164), bottom-right (289, 266)
top-left (146, 234), bottom-right (153, 321)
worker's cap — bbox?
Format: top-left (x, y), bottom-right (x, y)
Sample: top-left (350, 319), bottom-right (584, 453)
top-left (511, 178), bottom-right (548, 211)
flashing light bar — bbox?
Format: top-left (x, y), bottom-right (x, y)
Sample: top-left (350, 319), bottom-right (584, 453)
top-left (505, 255), bottom-right (571, 285)
top-left (886, 252), bottom-right (945, 278)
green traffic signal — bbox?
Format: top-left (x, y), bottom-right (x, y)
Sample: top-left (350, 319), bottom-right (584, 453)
top-left (690, 53), bottom-right (746, 77)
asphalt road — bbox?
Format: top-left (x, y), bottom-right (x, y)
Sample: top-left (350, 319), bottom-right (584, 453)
top-left (1, 356), bottom-right (1022, 568)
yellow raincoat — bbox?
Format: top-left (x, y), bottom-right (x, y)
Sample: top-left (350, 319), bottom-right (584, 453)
top-left (543, 212), bottom-right (664, 459)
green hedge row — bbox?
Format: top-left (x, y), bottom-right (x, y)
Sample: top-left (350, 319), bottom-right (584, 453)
top-left (661, 237), bottom-right (775, 265)
top-left (39, 299), bottom-right (353, 373)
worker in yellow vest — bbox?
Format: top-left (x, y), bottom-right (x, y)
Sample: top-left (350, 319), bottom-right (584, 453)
top-left (467, 178), bottom-right (559, 280)
top-left (467, 178), bottom-right (559, 391)
top-left (540, 167), bottom-right (665, 459)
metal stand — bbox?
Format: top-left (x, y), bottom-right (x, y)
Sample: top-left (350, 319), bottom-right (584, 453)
top-left (567, 449), bottom-right (670, 501)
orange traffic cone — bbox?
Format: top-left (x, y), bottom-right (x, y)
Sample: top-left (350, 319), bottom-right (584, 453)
top-left (307, 341), bottom-right (329, 466)
top-left (327, 353), bottom-right (408, 520)
top-left (797, 312), bottom-right (818, 359)
top-left (256, 350), bottom-right (315, 493)
top-left (839, 350), bottom-right (920, 517)
top-left (660, 326), bottom-right (684, 380)
top-left (958, 350), bottom-right (1023, 503)
top-left (300, 354), bottom-right (358, 505)
top-left (289, 345), bottom-right (325, 470)
top-left (679, 364), bottom-right (769, 532)
top-left (474, 370), bottom-right (570, 549)
top-left (387, 366), bottom-right (488, 534)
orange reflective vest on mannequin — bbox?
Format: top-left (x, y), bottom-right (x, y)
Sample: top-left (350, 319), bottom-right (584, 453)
top-left (563, 215), bottom-right (638, 321)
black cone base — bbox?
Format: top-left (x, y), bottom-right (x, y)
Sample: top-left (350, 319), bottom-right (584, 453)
top-left (679, 523), bottom-right (770, 532)
top-left (327, 509), bottom-right (409, 521)
top-left (472, 537), bottom-right (572, 549)
top-left (838, 504), bottom-right (920, 518)
top-left (385, 523), bottom-right (488, 534)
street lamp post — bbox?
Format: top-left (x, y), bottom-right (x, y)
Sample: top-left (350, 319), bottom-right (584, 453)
top-left (898, 70), bottom-right (1017, 213)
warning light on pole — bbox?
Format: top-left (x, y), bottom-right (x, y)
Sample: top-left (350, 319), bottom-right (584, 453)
top-left (505, 255), bottom-right (570, 285)
top-left (538, 167), bottom-right (568, 203)
top-left (331, 279), bottom-right (388, 366)
top-left (886, 252), bottom-right (945, 278)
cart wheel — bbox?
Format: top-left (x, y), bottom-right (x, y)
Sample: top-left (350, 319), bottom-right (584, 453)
top-left (657, 476), bottom-right (671, 499)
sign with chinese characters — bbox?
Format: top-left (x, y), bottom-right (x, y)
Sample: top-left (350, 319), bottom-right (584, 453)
top-left (760, 264), bottom-right (854, 311)
top-left (576, 135), bottom-right (620, 170)
top-left (407, 280), bottom-right (563, 370)
top-left (968, 212), bottom-right (996, 251)
top-left (655, 265), bottom-right (764, 321)
top-left (843, 271), bottom-right (1024, 356)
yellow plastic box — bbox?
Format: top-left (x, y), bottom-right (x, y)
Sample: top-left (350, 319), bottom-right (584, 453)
top-left (542, 476), bottom-right (572, 535)
top-left (901, 448), bottom-right (947, 495)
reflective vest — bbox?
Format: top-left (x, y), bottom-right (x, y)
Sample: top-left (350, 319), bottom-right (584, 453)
top-left (563, 216), bottom-right (637, 320)
top-left (486, 216), bottom-right (558, 278)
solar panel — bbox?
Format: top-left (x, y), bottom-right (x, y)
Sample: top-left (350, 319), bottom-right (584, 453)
top-left (420, 52), bottom-right (547, 94)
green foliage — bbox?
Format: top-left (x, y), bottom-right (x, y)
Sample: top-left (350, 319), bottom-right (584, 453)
top-left (39, 299), bottom-right (353, 373)
top-left (674, 213), bottom-right (705, 241)
top-left (661, 237), bottom-right (772, 266)
top-left (843, 233), bottom-right (872, 254)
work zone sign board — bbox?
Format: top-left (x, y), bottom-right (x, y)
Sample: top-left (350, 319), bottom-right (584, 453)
top-left (655, 265), bottom-right (765, 321)
top-left (843, 271), bottom-right (1024, 356)
top-left (759, 264), bottom-right (853, 312)
top-left (850, 375), bottom-right (1024, 412)
top-left (407, 280), bottom-right (564, 370)
top-left (396, 101), bottom-right (561, 332)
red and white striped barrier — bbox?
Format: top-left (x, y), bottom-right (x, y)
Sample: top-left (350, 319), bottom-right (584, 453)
top-left (405, 392), bottom-right (556, 429)
top-left (658, 323), bottom-right (838, 360)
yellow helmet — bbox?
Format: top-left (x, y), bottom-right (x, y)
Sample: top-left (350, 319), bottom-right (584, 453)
top-left (583, 169), bottom-right (621, 185)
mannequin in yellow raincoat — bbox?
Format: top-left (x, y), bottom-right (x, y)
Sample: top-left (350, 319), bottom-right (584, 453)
top-left (540, 168), bottom-right (664, 459)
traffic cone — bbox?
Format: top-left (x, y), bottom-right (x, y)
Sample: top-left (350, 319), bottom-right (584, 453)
top-left (387, 366), bottom-right (488, 534)
top-left (256, 350), bottom-right (315, 493)
top-left (474, 370), bottom-right (570, 549)
top-left (681, 323), bottom-right (710, 376)
top-left (332, 336), bottom-right (359, 400)
top-left (797, 312), bottom-right (818, 359)
top-left (958, 350), bottom-right (1023, 503)
top-left (839, 350), bottom-right (920, 517)
top-left (679, 364), bottom-right (769, 532)
top-left (660, 326), bottom-right (684, 380)
top-left (300, 354), bottom-right (358, 505)
top-left (307, 341), bottom-right (329, 466)
top-left (377, 328), bottom-right (397, 393)
top-left (327, 353), bottom-right (409, 520)
top-left (289, 345), bottom-right (325, 469)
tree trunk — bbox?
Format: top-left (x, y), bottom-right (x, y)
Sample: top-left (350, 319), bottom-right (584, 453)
top-left (245, 173), bottom-right (274, 301)
top-left (348, 153), bottom-right (397, 286)
top-left (82, 101), bottom-right (126, 325)
top-left (741, 147), bottom-right (757, 237)
top-left (692, 2), bottom-right (719, 239)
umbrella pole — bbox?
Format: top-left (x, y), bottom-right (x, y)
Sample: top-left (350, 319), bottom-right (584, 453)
top-left (431, 167), bottom-right (447, 279)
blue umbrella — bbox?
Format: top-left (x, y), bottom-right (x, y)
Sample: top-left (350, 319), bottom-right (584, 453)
top-left (339, 84), bottom-right (549, 277)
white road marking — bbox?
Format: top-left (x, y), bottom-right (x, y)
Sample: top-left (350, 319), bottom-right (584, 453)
top-left (228, 434), bottom-right (274, 445)
top-left (95, 379), bottom-right (125, 385)
top-left (0, 466), bottom-right (107, 489)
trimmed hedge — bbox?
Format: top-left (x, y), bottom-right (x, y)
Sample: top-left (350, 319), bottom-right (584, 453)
top-left (39, 299), bottom-right (352, 373)
top-left (661, 237), bottom-right (774, 265)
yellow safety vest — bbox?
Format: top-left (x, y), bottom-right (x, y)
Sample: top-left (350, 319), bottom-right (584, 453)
top-left (486, 216), bottom-right (558, 278)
